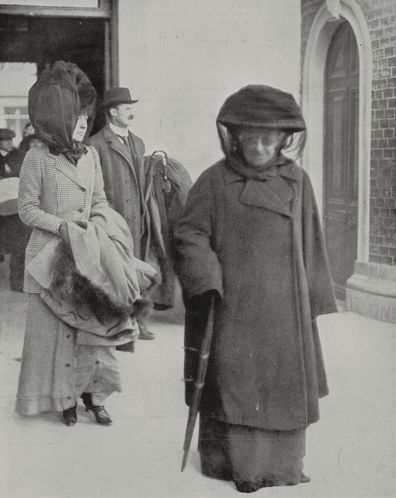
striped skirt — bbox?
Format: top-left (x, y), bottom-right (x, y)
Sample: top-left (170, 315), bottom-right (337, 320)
top-left (16, 294), bottom-right (121, 415)
top-left (199, 413), bottom-right (307, 493)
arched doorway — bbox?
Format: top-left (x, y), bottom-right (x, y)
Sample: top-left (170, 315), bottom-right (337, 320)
top-left (324, 22), bottom-right (359, 298)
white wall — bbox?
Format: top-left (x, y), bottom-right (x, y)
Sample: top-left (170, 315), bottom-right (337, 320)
top-left (118, 0), bottom-right (301, 179)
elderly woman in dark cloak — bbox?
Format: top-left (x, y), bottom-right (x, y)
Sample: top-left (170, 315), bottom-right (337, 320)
top-left (15, 61), bottom-right (136, 426)
top-left (174, 85), bottom-right (337, 493)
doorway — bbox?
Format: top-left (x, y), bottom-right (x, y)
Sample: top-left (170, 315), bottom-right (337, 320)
top-left (0, 1), bottom-right (117, 134)
top-left (324, 22), bottom-right (359, 298)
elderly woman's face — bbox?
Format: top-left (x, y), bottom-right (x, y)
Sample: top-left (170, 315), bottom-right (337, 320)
top-left (72, 114), bottom-right (88, 142)
top-left (238, 128), bottom-right (286, 168)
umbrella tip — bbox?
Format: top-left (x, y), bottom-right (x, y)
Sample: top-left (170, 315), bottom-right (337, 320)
top-left (181, 452), bottom-right (187, 472)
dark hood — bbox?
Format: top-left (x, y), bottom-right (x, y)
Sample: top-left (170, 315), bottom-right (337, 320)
top-left (28, 61), bottom-right (96, 160)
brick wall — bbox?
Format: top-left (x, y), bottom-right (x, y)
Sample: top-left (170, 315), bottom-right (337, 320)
top-left (301, 0), bottom-right (396, 266)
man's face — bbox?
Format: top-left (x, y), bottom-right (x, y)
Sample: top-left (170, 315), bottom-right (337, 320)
top-left (109, 104), bottom-right (134, 128)
top-left (0, 138), bottom-right (14, 153)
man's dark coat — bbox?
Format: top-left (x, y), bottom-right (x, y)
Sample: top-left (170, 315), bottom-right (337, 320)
top-left (174, 158), bottom-right (337, 431)
top-left (89, 124), bottom-right (146, 258)
top-left (90, 126), bottom-right (192, 308)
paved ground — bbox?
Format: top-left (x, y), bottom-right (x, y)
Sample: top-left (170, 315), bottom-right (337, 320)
top-left (0, 258), bottom-right (395, 498)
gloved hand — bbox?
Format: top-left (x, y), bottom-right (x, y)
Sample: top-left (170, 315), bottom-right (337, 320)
top-left (59, 219), bottom-right (87, 246)
top-left (58, 221), bottom-right (70, 246)
top-left (188, 290), bottom-right (220, 309)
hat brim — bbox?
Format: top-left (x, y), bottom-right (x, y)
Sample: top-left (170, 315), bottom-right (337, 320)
top-left (0, 132), bottom-right (16, 140)
top-left (218, 118), bottom-right (306, 133)
top-left (100, 99), bottom-right (139, 108)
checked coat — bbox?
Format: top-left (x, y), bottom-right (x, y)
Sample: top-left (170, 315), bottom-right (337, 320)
top-left (16, 144), bottom-right (121, 416)
top-left (18, 144), bottom-right (107, 293)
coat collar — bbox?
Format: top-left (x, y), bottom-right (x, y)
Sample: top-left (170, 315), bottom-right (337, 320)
top-left (222, 157), bottom-right (299, 217)
top-left (104, 124), bottom-right (147, 196)
top-left (46, 146), bottom-right (88, 189)
top-left (240, 176), bottom-right (294, 217)
top-left (223, 156), bottom-right (300, 184)
top-left (103, 123), bottom-right (139, 171)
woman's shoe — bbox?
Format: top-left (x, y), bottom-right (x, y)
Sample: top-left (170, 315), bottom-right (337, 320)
top-left (234, 480), bottom-right (260, 493)
top-left (81, 392), bottom-right (112, 425)
top-left (62, 404), bottom-right (77, 426)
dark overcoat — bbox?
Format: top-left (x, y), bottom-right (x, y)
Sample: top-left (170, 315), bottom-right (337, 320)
top-left (89, 124), bottom-right (146, 258)
top-left (143, 155), bottom-right (192, 308)
top-left (174, 158), bottom-right (337, 431)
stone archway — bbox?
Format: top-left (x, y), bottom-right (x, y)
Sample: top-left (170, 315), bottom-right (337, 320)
top-left (301, 0), bottom-right (372, 263)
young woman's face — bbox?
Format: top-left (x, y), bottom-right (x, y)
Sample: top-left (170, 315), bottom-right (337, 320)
top-left (238, 128), bottom-right (286, 168)
top-left (72, 114), bottom-right (88, 142)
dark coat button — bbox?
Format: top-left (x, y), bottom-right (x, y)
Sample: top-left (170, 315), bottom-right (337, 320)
top-left (65, 363), bottom-right (71, 367)
top-left (78, 208), bottom-right (84, 213)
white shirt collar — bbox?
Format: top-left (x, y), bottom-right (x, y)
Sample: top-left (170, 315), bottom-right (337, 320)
top-left (109, 122), bottom-right (129, 138)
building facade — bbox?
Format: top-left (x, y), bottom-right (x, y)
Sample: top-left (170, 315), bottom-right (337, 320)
top-left (301, 0), bottom-right (396, 322)
top-left (1, 0), bottom-right (394, 322)
top-left (0, 0), bottom-right (301, 178)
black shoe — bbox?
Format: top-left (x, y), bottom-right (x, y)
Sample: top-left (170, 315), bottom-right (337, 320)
top-left (137, 321), bottom-right (155, 340)
top-left (234, 480), bottom-right (260, 493)
top-left (116, 341), bottom-right (135, 353)
top-left (62, 404), bottom-right (77, 426)
top-left (81, 392), bottom-right (112, 425)
top-left (235, 478), bottom-right (274, 493)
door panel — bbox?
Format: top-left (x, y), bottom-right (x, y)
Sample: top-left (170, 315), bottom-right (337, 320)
top-left (327, 92), bottom-right (346, 199)
top-left (324, 23), bottom-right (359, 298)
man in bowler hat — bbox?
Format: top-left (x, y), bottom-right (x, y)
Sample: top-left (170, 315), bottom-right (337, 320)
top-left (89, 87), bottom-right (155, 340)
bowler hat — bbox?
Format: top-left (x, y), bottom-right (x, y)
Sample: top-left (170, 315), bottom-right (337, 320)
top-left (0, 128), bottom-right (16, 140)
top-left (101, 87), bottom-right (138, 108)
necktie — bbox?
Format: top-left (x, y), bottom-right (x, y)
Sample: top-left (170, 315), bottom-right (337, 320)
top-left (118, 135), bottom-right (127, 145)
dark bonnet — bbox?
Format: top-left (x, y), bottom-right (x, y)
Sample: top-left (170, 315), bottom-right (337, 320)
top-left (28, 61), bottom-right (96, 158)
top-left (217, 84), bottom-right (306, 132)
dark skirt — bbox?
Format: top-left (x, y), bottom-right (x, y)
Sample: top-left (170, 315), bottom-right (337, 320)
top-left (199, 414), bottom-right (308, 493)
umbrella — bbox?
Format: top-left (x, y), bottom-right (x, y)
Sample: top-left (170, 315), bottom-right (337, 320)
top-left (181, 294), bottom-right (216, 472)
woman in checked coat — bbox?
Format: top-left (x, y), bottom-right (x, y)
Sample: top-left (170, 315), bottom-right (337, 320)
top-left (174, 85), bottom-right (338, 493)
top-left (16, 61), bottom-right (126, 426)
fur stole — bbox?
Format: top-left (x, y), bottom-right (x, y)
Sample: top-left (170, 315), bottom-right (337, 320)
top-left (51, 240), bottom-right (151, 325)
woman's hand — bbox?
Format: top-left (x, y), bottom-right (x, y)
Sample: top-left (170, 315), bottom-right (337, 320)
top-left (59, 219), bottom-right (87, 246)
top-left (58, 221), bottom-right (70, 246)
